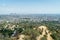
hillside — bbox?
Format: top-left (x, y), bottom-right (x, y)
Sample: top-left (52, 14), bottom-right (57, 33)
top-left (0, 21), bottom-right (60, 40)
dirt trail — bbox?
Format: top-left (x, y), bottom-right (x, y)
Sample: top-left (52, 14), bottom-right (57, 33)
top-left (47, 33), bottom-right (54, 40)
top-left (18, 34), bottom-right (25, 40)
top-left (36, 26), bottom-right (54, 40)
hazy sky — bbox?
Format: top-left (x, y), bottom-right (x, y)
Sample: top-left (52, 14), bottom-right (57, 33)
top-left (0, 0), bottom-right (60, 14)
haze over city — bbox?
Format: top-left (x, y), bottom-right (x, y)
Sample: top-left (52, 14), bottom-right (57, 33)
top-left (0, 0), bottom-right (60, 14)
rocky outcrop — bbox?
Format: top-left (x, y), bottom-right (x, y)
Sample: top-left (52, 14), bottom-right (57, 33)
top-left (36, 26), bottom-right (54, 40)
